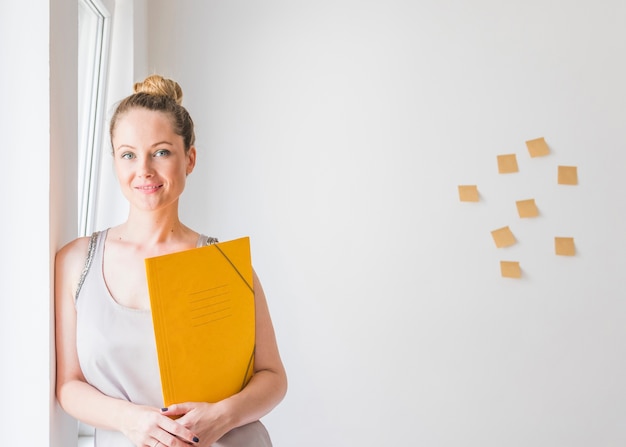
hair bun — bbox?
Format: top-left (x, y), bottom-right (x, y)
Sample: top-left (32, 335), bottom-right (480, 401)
top-left (133, 74), bottom-right (183, 105)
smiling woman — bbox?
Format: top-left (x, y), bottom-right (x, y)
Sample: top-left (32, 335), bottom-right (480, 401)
top-left (55, 74), bottom-right (287, 447)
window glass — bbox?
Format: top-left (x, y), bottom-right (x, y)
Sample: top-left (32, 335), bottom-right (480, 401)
top-left (78, 0), bottom-right (110, 236)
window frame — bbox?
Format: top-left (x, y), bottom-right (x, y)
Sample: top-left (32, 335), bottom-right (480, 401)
top-left (78, 0), bottom-right (111, 237)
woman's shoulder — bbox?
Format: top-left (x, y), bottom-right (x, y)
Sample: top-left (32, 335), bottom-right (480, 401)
top-left (55, 234), bottom-right (100, 299)
top-left (56, 233), bottom-right (99, 270)
top-left (58, 233), bottom-right (96, 253)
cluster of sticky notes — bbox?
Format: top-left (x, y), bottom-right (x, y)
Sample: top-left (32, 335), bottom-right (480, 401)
top-left (458, 137), bottom-right (579, 279)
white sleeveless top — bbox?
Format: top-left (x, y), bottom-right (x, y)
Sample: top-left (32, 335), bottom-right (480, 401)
top-left (75, 229), bottom-right (271, 447)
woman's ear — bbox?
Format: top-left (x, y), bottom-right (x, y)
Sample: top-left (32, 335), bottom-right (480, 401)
top-left (186, 146), bottom-right (197, 175)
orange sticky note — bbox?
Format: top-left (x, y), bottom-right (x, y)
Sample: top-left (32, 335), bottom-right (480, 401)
top-left (500, 261), bottom-right (521, 278)
top-left (491, 226), bottom-right (516, 248)
top-left (458, 185), bottom-right (479, 202)
top-left (558, 165), bottom-right (578, 185)
top-left (555, 237), bottom-right (576, 256)
top-left (516, 198), bottom-right (539, 218)
top-left (526, 137), bottom-right (550, 157)
top-left (497, 154), bottom-right (519, 174)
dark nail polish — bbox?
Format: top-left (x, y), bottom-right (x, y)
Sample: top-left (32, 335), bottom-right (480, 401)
top-left (193, 436), bottom-right (200, 443)
top-left (161, 407), bottom-right (168, 411)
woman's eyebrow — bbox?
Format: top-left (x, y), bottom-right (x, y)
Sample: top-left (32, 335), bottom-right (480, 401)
top-left (115, 141), bottom-right (174, 152)
top-left (114, 144), bottom-right (135, 152)
top-left (151, 140), bottom-right (174, 147)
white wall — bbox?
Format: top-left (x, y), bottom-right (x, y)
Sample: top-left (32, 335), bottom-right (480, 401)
top-left (104, 0), bottom-right (626, 445)
top-left (0, 0), bottom-right (78, 445)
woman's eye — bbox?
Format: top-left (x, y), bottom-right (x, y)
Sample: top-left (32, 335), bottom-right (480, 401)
top-left (121, 152), bottom-right (134, 160)
top-left (154, 149), bottom-right (171, 157)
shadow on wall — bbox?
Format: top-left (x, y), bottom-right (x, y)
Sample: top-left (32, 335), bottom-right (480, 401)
top-left (78, 423), bottom-right (94, 447)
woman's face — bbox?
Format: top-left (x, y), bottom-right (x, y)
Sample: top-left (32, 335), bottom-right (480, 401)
top-left (111, 107), bottom-right (196, 213)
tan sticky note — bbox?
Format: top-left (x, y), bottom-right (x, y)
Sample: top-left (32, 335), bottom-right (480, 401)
top-left (555, 237), bottom-right (576, 256)
top-left (491, 226), bottom-right (516, 248)
top-left (526, 137), bottom-right (550, 157)
top-left (516, 198), bottom-right (539, 218)
top-left (500, 261), bottom-right (521, 278)
top-left (497, 154), bottom-right (519, 174)
top-left (458, 185), bottom-right (479, 202)
top-left (558, 165), bottom-right (578, 185)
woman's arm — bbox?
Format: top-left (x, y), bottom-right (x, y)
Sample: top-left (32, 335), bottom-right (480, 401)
top-left (162, 269), bottom-right (288, 444)
top-left (54, 239), bottom-right (200, 447)
top-left (223, 269), bottom-right (288, 420)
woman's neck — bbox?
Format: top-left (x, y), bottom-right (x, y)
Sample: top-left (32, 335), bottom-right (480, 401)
top-left (110, 209), bottom-right (195, 248)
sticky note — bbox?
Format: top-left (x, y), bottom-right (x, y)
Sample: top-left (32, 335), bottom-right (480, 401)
top-left (558, 165), bottom-right (578, 185)
top-left (497, 154), bottom-right (519, 174)
top-left (516, 198), bottom-right (539, 218)
top-left (500, 261), bottom-right (521, 278)
top-left (555, 237), bottom-right (576, 256)
top-left (526, 137), bottom-right (550, 157)
top-left (491, 226), bottom-right (516, 248)
top-left (458, 185), bottom-right (479, 202)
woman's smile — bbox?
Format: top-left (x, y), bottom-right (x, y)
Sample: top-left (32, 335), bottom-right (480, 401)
top-left (135, 183), bottom-right (164, 193)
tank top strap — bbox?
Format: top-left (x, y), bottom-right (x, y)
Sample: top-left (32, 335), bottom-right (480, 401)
top-left (197, 234), bottom-right (219, 246)
top-left (75, 230), bottom-right (102, 303)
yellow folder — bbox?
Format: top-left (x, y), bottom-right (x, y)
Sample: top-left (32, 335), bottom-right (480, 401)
top-left (145, 237), bottom-right (255, 406)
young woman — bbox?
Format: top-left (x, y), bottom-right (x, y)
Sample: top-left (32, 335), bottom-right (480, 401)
top-left (55, 75), bottom-right (287, 447)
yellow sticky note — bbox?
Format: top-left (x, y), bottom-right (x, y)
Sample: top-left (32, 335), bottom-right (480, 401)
top-left (516, 198), bottom-right (539, 218)
top-left (497, 154), bottom-right (519, 174)
top-left (558, 165), bottom-right (578, 185)
top-left (526, 137), bottom-right (550, 157)
top-left (458, 185), bottom-right (479, 202)
top-left (500, 261), bottom-right (521, 278)
top-left (555, 237), bottom-right (576, 256)
top-left (491, 226), bottom-right (516, 248)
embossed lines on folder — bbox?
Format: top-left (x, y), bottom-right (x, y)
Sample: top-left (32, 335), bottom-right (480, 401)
top-left (188, 285), bottom-right (232, 327)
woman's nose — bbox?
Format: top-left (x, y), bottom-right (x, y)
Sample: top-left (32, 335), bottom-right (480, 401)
top-left (137, 156), bottom-right (155, 177)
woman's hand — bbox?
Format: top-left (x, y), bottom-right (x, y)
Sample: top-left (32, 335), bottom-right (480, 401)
top-left (121, 404), bottom-right (201, 447)
top-left (160, 402), bottom-right (232, 447)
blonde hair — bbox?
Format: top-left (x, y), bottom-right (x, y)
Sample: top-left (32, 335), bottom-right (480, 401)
top-left (109, 74), bottom-right (195, 151)
top-left (134, 74), bottom-right (184, 105)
